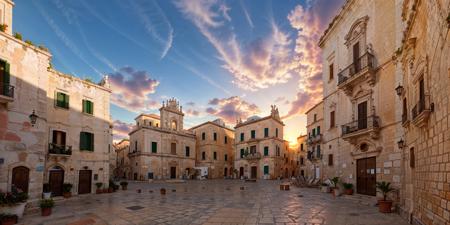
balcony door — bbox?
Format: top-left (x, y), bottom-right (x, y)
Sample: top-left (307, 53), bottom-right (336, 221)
top-left (419, 78), bottom-right (425, 111)
top-left (353, 42), bottom-right (360, 73)
top-left (357, 101), bottom-right (368, 129)
top-left (52, 130), bottom-right (66, 146)
top-left (250, 145), bottom-right (256, 154)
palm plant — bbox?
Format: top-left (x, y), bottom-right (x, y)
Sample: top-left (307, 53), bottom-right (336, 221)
top-left (331, 177), bottom-right (339, 188)
top-left (376, 181), bottom-right (395, 201)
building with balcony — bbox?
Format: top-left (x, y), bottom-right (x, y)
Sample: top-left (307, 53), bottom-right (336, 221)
top-left (318, 0), bottom-right (400, 196)
top-left (305, 101), bottom-right (324, 180)
top-left (113, 139), bottom-right (130, 179)
top-left (297, 135), bottom-right (308, 178)
top-left (233, 105), bottom-right (287, 179)
top-left (189, 119), bottom-right (234, 179)
top-left (128, 99), bottom-right (196, 180)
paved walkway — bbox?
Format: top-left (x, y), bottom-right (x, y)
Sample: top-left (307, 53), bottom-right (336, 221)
top-left (19, 180), bottom-right (408, 225)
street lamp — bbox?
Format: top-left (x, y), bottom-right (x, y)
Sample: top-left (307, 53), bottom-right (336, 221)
top-left (395, 84), bottom-right (404, 96)
top-left (29, 110), bottom-right (38, 127)
top-left (397, 139), bottom-right (405, 149)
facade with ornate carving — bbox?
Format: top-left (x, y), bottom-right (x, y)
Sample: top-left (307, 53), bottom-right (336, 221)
top-left (233, 106), bottom-right (288, 179)
top-left (128, 99), bottom-right (196, 180)
top-left (189, 119), bottom-right (235, 179)
top-left (318, 0), bottom-right (400, 196)
top-left (305, 101), bottom-right (324, 180)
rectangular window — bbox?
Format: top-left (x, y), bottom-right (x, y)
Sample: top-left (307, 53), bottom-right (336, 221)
top-left (213, 152), bottom-right (217, 160)
top-left (410, 147), bottom-right (415, 168)
top-left (151, 142), bottom-right (157, 153)
top-left (82, 99), bottom-right (94, 115)
top-left (213, 132), bottom-right (217, 141)
top-left (300, 143), bottom-right (304, 151)
top-left (251, 130), bottom-right (256, 139)
top-left (317, 126), bottom-right (321, 135)
top-left (314, 114), bottom-right (317, 122)
top-left (330, 111), bottom-right (335, 128)
top-left (185, 146), bottom-right (190, 157)
top-left (171, 143), bottom-right (176, 155)
top-left (300, 157), bottom-right (304, 165)
top-left (79, 132), bottom-right (94, 151)
top-left (329, 63), bottom-right (334, 80)
top-left (240, 133), bottom-right (244, 142)
top-left (55, 92), bottom-right (69, 109)
top-left (264, 146), bottom-right (269, 156)
top-left (264, 128), bottom-right (269, 137)
top-left (264, 165), bottom-right (269, 175)
top-left (240, 149), bottom-right (244, 158)
top-left (316, 145), bottom-right (321, 158)
top-left (202, 132), bottom-right (206, 140)
top-left (328, 154), bottom-right (333, 166)
top-left (312, 128), bottom-right (316, 136)
top-left (224, 136), bottom-right (228, 144)
top-left (202, 151), bottom-right (206, 160)
top-left (0, 61), bottom-right (10, 96)
top-left (275, 128), bottom-right (278, 137)
top-left (224, 154), bottom-right (228, 161)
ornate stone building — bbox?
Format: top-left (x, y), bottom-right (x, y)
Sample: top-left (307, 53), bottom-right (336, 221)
top-left (113, 139), bottom-right (130, 179)
top-left (297, 135), bottom-right (308, 177)
top-left (234, 106), bottom-right (287, 179)
top-left (0, 0), bottom-right (112, 202)
top-left (189, 119), bottom-right (235, 179)
top-left (128, 99), bottom-right (196, 180)
top-left (305, 101), bottom-right (324, 180)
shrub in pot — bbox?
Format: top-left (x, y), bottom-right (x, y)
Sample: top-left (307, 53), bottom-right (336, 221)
top-left (62, 183), bottom-right (73, 198)
top-left (0, 213), bottom-right (17, 225)
top-left (330, 177), bottom-right (340, 197)
top-left (95, 183), bottom-right (103, 194)
top-left (160, 188), bottom-right (166, 195)
top-left (376, 181), bottom-right (395, 213)
top-left (42, 183), bottom-right (51, 199)
top-left (120, 181), bottom-right (128, 190)
top-left (0, 186), bottom-right (28, 218)
top-left (342, 183), bottom-right (354, 195)
top-left (39, 199), bottom-right (54, 217)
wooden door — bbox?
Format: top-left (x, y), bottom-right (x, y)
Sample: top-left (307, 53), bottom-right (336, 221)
top-left (357, 157), bottom-right (376, 196)
top-left (251, 166), bottom-right (257, 179)
top-left (358, 101), bottom-right (368, 129)
top-left (78, 170), bottom-right (91, 194)
top-left (49, 170), bottom-right (64, 196)
top-left (12, 166), bottom-right (29, 193)
top-left (239, 167), bottom-right (244, 177)
top-left (224, 168), bottom-right (227, 177)
top-left (353, 42), bottom-right (360, 73)
top-left (170, 167), bottom-right (176, 179)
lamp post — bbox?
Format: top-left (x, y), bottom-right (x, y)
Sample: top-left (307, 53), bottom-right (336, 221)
top-left (29, 110), bottom-right (38, 126)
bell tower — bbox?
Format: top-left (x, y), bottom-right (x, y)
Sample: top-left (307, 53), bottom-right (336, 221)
top-left (160, 98), bottom-right (184, 131)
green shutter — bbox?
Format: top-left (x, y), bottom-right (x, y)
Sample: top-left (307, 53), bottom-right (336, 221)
top-left (152, 142), bottom-right (157, 153)
top-left (89, 101), bottom-right (94, 114)
top-left (89, 133), bottom-right (94, 151)
top-left (264, 146), bottom-right (269, 156)
top-left (4, 62), bottom-right (10, 84)
top-left (240, 149), bottom-right (244, 158)
top-left (264, 166), bottom-right (269, 175)
top-left (79, 132), bottom-right (86, 150)
top-left (65, 94), bottom-right (69, 108)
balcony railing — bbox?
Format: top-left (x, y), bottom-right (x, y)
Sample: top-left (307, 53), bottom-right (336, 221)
top-left (341, 115), bottom-right (380, 136)
top-left (48, 143), bottom-right (72, 155)
top-left (412, 95), bottom-right (430, 120)
top-left (0, 83), bottom-right (14, 98)
top-left (243, 152), bottom-right (261, 160)
top-left (307, 134), bottom-right (322, 144)
top-left (338, 52), bottom-right (375, 85)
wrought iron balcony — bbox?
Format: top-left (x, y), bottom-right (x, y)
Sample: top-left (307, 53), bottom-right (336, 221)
top-left (341, 115), bottom-right (380, 139)
top-left (0, 83), bottom-right (14, 103)
top-left (411, 95), bottom-right (431, 127)
top-left (307, 150), bottom-right (322, 161)
top-left (48, 143), bottom-right (72, 156)
top-left (307, 134), bottom-right (322, 145)
top-left (337, 52), bottom-right (375, 94)
top-left (243, 152), bottom-right (261, 160)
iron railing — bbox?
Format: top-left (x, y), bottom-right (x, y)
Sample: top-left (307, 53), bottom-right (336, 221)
top-left (412, 95), bottom-right (430, 120)
top-left (244, 152), bottom-right (261, 160)
top-left (338, 52), bottom-right (375, 85)
top-left (341, 115), bottom-right (380, 136)
top-left (0, 83), bottom-right (14, 98)
top-left (48, 143), bottom-right (72, 155)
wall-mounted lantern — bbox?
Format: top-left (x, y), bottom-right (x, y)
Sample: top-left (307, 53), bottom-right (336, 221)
top-left (29, 110), bottom-right (38, 126)
top-left (397, 139), bottom-right (405, 149)
top-left (395, 84), bottom-right (404, 96)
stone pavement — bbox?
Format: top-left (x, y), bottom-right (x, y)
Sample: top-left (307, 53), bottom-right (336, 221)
top-left (19, 180), bottom-right (409, 225)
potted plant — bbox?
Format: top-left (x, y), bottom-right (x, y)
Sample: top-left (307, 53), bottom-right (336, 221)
top-left (39, 199), bottom-right (54, 216)
top-left (109, 180), bottom-right (118, 192)
top-left (0, 213), bottom-right (17, 225)
top-left (320, 183), bottom-right (329, 193)
top-left (62, 183), bottom-right (73, 198)
top-left (342, 183), bottom-right (354, 195)
top-left (42, 183), bottom-right (51, 199)
top-left (330, 177), bottom-right (340, 197)
top-left (0, 186), bottom-right (28, 218)
top-left (376, 181), bottom-right (395, 213)
top-left (160, 188), bottom-right (166, 195)
top-left (120, 181), bottom-right (128, 190)
top-left (102, 187), bottom-right (109, 193)
top-left (0, 24), bottom-right (8, 32)
top-left (95, 183), bottom-right (103, 194)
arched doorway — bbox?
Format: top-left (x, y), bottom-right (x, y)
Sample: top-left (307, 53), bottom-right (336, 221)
top-left (49, 166), bottom-right (64, 196)
top-left (12, 166), bottom-right (29, 193)
top-left (224, 167), bottom-right (228, 177)
top-left (239, 167), bottom-right (244, 178)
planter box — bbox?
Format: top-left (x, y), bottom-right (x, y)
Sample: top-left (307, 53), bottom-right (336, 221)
top-left (41, 207), bottom-right (52, 216)
top-left (0, 202), bottom-right (27, 218)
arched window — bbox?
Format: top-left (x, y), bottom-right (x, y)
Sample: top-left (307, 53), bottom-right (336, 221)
top-left (171, 120), bottom-right (177, 130)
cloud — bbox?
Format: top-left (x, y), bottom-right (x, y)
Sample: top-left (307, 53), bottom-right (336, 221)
top-left (113, 120), bottom-right (133, 141)
top-left (205, 96), bottom-right (260, 124)
top-left (282, 1), bottom-right (344, 119)
top-left (185, 108), bottom-right (201, 117)
top-left (174, 0), bottom-right (296, 91)
top-left (108, 67), bottom-right (160, 112)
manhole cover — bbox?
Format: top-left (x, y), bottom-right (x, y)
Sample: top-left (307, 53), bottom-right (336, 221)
top-left (126, 205), bottom-right (145, 211)
top-left (348, 213), bottom-right (359, 216)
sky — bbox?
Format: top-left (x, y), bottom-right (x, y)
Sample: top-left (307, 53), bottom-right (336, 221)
top-left (14, 0), bottom-right (344, 144)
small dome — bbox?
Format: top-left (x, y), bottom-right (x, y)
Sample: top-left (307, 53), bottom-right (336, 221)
top-left (247, 116), bottom-right (261, 122)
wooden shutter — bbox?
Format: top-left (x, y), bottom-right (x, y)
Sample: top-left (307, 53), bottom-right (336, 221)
top-left (152, 142), bottom-right (157, 153)
top-left (79, 132), bottom-right (86, 150)
top-left (328, 154), bottom-right (333, 166)
top-left (264, 146), bottom-right (269, 156)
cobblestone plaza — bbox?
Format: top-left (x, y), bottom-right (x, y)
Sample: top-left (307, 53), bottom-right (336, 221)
top-left (20, 180), bottom-right (408, 225)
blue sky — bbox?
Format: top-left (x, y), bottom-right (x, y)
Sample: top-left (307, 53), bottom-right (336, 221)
top-left (14, 0), bottom-right (344, 143)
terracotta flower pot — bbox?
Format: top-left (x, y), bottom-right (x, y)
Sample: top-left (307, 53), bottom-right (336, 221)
top-left (96, 189), bottom-right (102, 194)
top-left (160, 188), bottom-right (166, 195)
top-left (41, 207), bottom-right (52, 216)
top-left (108, 188), bottom-right (113, 193)
top-left (1, 217), bottom-right (17, 225)
top-left (121, 185), bottom-right (127, 190)
top-left (102, 188), bottom-right (108, 193)
top-left (63, 192), bottom-right (72, 198)
top-left (344, 189), bottom-right (353, 195)
top-left (378, 200), bottom-right (393, 213)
